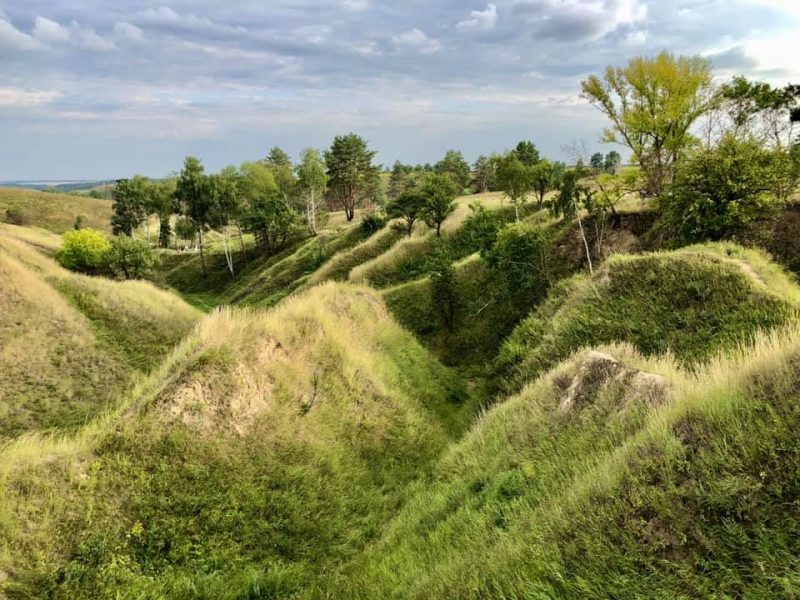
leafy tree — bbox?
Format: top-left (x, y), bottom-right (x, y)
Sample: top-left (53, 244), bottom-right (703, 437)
top-left (208, 171), bottom-right (241, 278)
top-left (495, 153), bottom-right (533, 222)
top-left (603, 151), bottom-right (622, 174)
top-left (719, 76), bottom-right (800, 148)
top-left (581, 52), bottom-right (714, 196)
top-left (513, 140), bottom-right (540, 166)
top-left (296, 148), bottom-right (328, 235)
top-left (175, 157), bottom-right (213, 277)
top-left (360, 211), bottom-right (387, 234)
top-left (658, 135), bottom-right (800, 242)
top-left (472, 155), bottom-right (496, 193)
top-left (386, 189), bottom-right (426, 237)
top-left (487, 221), bottom-right (550, 303)
top-left (388, 161), bottom-right (413, 199)
top-left (107, 235), bottom-right (158, 279)
top-left (325, 133), bottom-right (377, 222)
top-left (57, 229), bottom-right (110, 274)
top-left (241, 186), bottom-right (299, 255)
top-left (151, 179), bottom-right (177, 249)
top-left (550, 170), bottom-right (582, 221)
top-left (530, 159), bottom-right (558, 209)
top-left (111, 175), bottom-right (150, 236)
top-left (435, 150), bottom-right (471, 191)
top-left (422, 173), bottom-right (458, 236)
top-left (264, 146), bottom-right (292, 168)
top-left (266, 148), bottom-right (297, 205)
top-left (174, 217), bottom-right (197, 248)
top-left (430, 256), bottom-right (460, 333)
top-left (590, 152), bottom-right (604, 171)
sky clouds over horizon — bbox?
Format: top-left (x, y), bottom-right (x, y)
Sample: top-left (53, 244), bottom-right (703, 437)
top-left (0, 0), bottom-right (798, 180)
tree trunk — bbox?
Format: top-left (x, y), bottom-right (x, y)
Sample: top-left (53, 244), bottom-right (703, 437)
top-left (198, 229), bottom-right (207, 278)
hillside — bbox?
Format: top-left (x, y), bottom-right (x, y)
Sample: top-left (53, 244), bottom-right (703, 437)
top-left (0, 284), bottom-right (466, 598)
top-left (0, 223), bottom-right (200, 437)
top-left (0, 187), bottom-right (113, 233)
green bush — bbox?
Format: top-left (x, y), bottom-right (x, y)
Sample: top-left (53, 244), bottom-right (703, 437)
top-left (57, 229), bottom-right (111, 273)
top-left (4, 207), bottom-right (28, 226)
top-left (107, 235), bottom-right (159, 279)
top-left (487, 221), bottom-right (551, 303)
top-left (360, 211), bottom-right (386, 234)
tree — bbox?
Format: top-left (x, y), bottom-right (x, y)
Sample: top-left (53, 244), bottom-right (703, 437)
top-left (264, 146), bottom-right (292, 168)
top-left (388, 161), bottom-right (413, 199)
top-left (430, 256), bottom-right (460, 333)
top-left (111, 175), bottom-right (149, 236)
top-left (552, 170), bottom-right (596, 275)
top-left (719, 76), bottom-right (799, 148)
top-left (530, 159), bottom-right (558, 209)
top-left (57, 229), bottom-right (110, 274)
top-left (435, 150), bottom-right (471, 191)
top-left (174, 217), bottom-right (197, 249)
top-left (513, 140), bottom-right (540, 166)
top-left (590, 152), bottom-right (604, 171)
top-left (487, 221), bottom-right (550, 303)
top-left (658, 135), bottom-right (800, 242)
top-left (175, 156), bottom-right (213, 277)
top-left (325, 133), bottom-right (377, 222)
top-left (151, 179), bottom-right (177, 249)
top-left (422, 173), bottom-right (458, 236)
top-left (296, 148), bottom-right (328, 236)
top-left (603, 151), bottom-right (622, 174)
top-left (495, 153), bottom-right (533, 222)
top-left (265, 148), bottom-right (297, 204)
top-left (386, 189), bottom-right (426, 237)
top-left (472, 155), bottom-right (494, 193)
top-left (581, 52), bottom-right (714, 196)
top-left (208, 171), bottom-right (240, 279)
top-left (107, 235), bottom-right (158, 279)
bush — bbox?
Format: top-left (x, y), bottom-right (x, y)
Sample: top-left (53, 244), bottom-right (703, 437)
top-left (658, 135), bottom-right (800, 243)
top-left (107, 235), bottom-right (159, 279)
top-left (3, 207), bottom-right (28, 226)
top-left (57, 229), bottom-right (111, 273)
top-left (360, 211), bottom-right (386, 234)
top-left (487, 221), bottom-right (551, 303)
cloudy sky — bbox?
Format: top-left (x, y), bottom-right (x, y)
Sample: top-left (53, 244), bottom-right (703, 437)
top-left (0, 0), bottom-right (798, 180)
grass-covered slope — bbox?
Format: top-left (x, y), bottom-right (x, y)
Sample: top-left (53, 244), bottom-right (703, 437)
top-left (0, 283), bottom-right (466, 598)
top-left (0, 187), bottom-right (112, 233)
top-left (0, 225), bottom-right (200, 437)
top-left (336, 334), bottom-right (800, 598)
top-left (497, 243), bottom-right (800, 391)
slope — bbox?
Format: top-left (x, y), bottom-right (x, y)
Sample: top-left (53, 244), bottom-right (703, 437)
top-left (0, 187), bottom-right (112, 233)
top-left (0, 283), bottom-right (466, 598)
top-left (0, 224), bottom-right (200, 437)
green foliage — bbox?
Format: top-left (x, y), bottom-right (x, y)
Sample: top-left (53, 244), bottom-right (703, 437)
top-left (496, 246), bottom-right (799, 391)
top-left (360, 211), bottom-right (386, 235)
top-left (296, 148), bottom-right (328, 235)
top-left (111, 176), bottom-right (150, 236)
top-left (430, 255), bottom-right (460, 332)
top-left (719, 76), bottom-right (800, 147)
top-left (495, 153), bottom-right (533, 221)
top-left (472, 154), bottom-right (499, 193)
top-left (57, 229), bottom-right (111, 273)
top-left (530, 159), bottom-right (560, 208)
top-left (487, 221), bottom-right (551, 304)
top-left (581, 52), bottom-right (714, 195)
top-left (241, 194), bottom-right (299, 255)
top-left (658, 135), bottom-right (799, 243)
top-left (513, 140), bottom-right (540, 166)
top-left (4, 206), bottom-right (28, 226)
top-left (421, 173), bottom-right (458, 236)
top-left (107, 235), bottom-right (159, 280)
top-left (174, 217), bottom-right (197, 244)
top-left (550, 169), bottom-right (583, 220)
top-left (325, 133), bottom-right (377, 221)
top-left (386, 188), bottom-right (426, 237)
top-left (435, 150), bottom-right (471, 191)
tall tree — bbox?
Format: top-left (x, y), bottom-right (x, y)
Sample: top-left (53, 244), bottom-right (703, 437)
top-left (603, 151), bottom-right (622, 174)
top-left (530, 160), bottom-right (556, 209)
top-left (422, 173), bottom-right (458, 236)
top-left (388, 161), bottom-right (412, 199)
top-left (152, 178), bottom-right (177, 249)
top-left (296, 148), bottom-right (328, 236)
top-left (435, 150), bottom-right (471, 191)
top-left (111, 175), bottom-right (149, 237)
top-left (325, 133), bottom-right (376, 222)
top-left (496, 153), bottom-right (533, 222)
top-left (513, 140), bottom-right (540, 166)
top-left (581, 52), bottom-right (715, 196)
top-left (264, 146), bottom-right (292, 168)
top-left (719, 77), bottom-right (799, 148)
top-left (590, 152), bottom-right (605, 171)
top-left (386, 189), bottom-right (426, 237)
top-left (472, 154), bottom-right (498, 193)
top-left (175, 156), bottom-right (213, 277)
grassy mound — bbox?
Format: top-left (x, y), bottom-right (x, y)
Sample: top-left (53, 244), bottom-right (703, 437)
top-left (0, 283), bottom-right (466, 598)
top-left (0, 226), bottom-right (200, 437)
top-left (497, 243), bottom-right (800, 391)
top-left (334, 333), bottom-right (800, 598)
top-left (0, 187), bottom-right (112, 233)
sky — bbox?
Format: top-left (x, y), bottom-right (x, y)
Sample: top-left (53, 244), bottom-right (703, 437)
top-left (0, 0), bottom-right (798, 180)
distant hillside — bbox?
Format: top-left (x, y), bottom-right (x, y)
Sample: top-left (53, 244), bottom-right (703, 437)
top-left (0, 187), bottom-right (112, 233)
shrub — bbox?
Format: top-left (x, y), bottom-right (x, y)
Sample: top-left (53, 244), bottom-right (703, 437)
top-left (658, 135), bottom-right (800, 243)
top-left (3, 207), bottom-right (28, 226)
top-left (57, 229), bottom-right (111, 273)
top-left (487, 221), bottom-right (551, 303)
top-left (360, 211), bottom-right (386, 234)
top-left (107, 235), bottom-right (159, 279)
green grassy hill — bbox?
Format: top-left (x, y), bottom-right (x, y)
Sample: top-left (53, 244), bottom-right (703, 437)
top-left (0, 187), bottom-right (113, 233)
top-left (0, 284), bottom-right (466, 598)
top-left (0, 224), bottom-right (200, 437)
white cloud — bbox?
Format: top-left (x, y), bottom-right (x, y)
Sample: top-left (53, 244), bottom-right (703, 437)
top-left (114, 21), bottom-right (144, 42)
top-left (457, 4), bottom-right (498, 31)
top-left (392, 28), bottom-right (441, 54)
top-left (77, 27), bottom-right (117, 51)
top-left (0, 86), bottom-right (62, 107)
top-left (32, 16), bottom-right (71, 44)
top-left (137, 5), bottom-right (246, 35)
top-left (0, 15), bottom-right (44, 50)
top-left (514, 0), bottom-right (647, 42)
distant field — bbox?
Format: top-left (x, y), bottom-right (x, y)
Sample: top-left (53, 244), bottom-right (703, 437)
top-left (0, 187), bottom-right (112, 233)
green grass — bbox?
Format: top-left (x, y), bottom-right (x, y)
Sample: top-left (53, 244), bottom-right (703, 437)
top-left (0, 284), bottom-right (468, 598)
top-left (0, 187), bottom-right (112, 233)
top-left (0, 226), bottom-right (200, 438)
top-left (496, 243), bottom-right (800, 393)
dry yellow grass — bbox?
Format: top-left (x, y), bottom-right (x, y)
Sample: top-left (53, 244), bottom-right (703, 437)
top-left (0, 187), bottom-right (112, 233)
